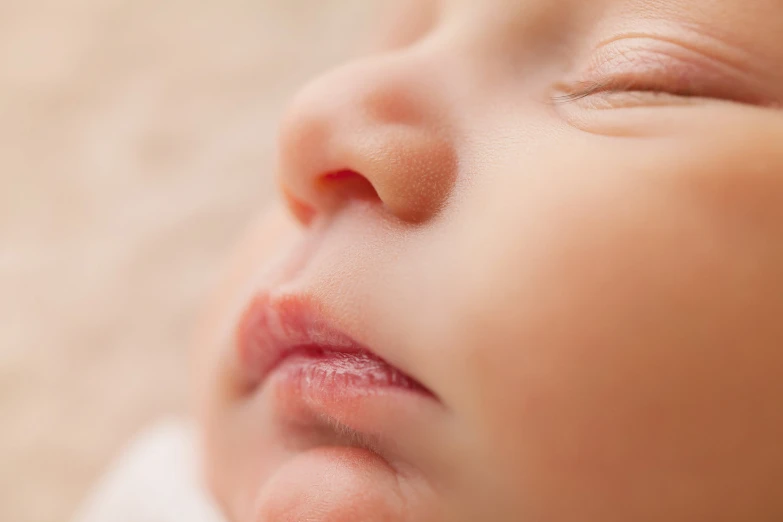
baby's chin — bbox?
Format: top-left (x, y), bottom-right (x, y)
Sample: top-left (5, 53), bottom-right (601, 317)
top-left (251, 447), bottom-right (411, 522)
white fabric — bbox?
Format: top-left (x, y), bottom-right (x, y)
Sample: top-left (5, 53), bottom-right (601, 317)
top-left (73, 421), bottom-right (225, 522)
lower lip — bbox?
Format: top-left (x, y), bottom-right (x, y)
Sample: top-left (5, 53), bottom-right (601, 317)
top-left (262, 348), bottom-right (436, 442)
top-left (268, 347), bottom-right (428, 395)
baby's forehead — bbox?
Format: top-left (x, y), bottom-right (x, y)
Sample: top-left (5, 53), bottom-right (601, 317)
top-left (468, 0), bottom-right (783, 42)
top-left (461, 0), bottom-right (783, 86)
top-left (606, 0), bottom-right (782, 37)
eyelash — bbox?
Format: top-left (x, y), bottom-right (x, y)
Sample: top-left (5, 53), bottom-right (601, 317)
top-left (551, 79), bottom-right (612, 104)
top-left (551, 76), bottom-right (701, 105)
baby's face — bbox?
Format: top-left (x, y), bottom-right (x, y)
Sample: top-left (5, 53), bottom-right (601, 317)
top-left (196, 1), bottom-right (783, 520)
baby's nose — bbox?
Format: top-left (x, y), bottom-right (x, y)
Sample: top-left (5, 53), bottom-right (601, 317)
top-left (276, 51), bottom-right (458, 225)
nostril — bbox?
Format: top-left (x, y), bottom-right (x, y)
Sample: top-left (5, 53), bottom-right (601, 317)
top-left (318, 169), bottom-right (381, 208)
top-left (280, 170), bottom-right (381, 227)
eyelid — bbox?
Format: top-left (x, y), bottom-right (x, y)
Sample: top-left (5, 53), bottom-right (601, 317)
top-left (556, 37), bottom-right (773, 106)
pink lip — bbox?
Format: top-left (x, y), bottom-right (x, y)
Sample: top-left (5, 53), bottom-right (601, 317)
top-left (236, 294), bottom-right (429, 396)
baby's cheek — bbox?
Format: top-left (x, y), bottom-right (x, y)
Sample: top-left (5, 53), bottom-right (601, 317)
top-left (661, 106), bottom-right (783, 236)
top-left (438, 116), bottom-right (783, 519)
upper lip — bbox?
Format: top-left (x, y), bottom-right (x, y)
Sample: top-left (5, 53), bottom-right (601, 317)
top-left (235, 292), bottom-right (382, 392)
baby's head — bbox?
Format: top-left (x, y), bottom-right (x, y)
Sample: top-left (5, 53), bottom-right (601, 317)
top-left (195, 1), bottom-right (783, 520)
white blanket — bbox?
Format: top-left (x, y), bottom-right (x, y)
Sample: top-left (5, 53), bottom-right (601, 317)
top-left (73, 421), bottom-right (225, 522)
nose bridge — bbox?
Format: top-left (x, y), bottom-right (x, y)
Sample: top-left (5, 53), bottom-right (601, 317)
top-left (277, 45), bottom-right (459, 224)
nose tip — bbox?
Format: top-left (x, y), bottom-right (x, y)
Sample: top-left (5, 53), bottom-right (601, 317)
top-left (276, 53), bottom-right (458, 225)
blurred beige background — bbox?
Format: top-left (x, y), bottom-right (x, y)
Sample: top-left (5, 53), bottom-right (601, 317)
top-left (0, 1), bottom-right (385, 520)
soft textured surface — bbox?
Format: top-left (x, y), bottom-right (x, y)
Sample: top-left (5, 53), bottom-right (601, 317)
top-left (0, 1), bottom-right (381, 520)
top-left (73, 421), bottom-right (225, 522)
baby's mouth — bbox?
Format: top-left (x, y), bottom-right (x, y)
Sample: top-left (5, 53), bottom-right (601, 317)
top-left (235, 293), bottom-right (437, 436)
top-left (236, 293), bottom-right (429, 391)
top-left (218, 217), bottom-right (449, 520)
